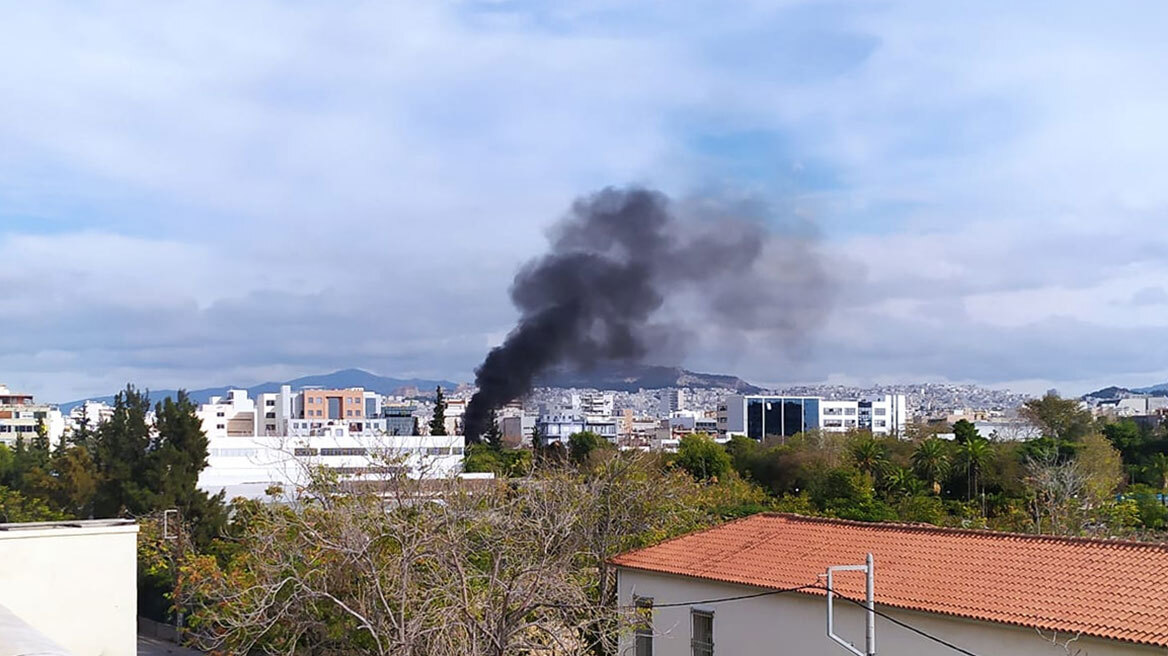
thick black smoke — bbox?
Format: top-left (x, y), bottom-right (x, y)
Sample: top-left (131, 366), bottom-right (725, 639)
top-left (463, 186), bottom-right (832, 441)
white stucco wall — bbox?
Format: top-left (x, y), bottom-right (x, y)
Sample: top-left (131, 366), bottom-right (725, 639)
top-left (617, 568), bottom-right (1163, 656)
top-left (0, 520), bottom-right (139, 656)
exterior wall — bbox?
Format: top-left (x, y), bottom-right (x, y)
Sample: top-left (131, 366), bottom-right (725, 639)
top-left (0, 521), bottom-right (139, 656)
top-left (617, 569), bottom-right (1158, 656)
top-left (301, 388), bottom-right (367, 420)
top-left (199, 433), bottom-right (466, 500)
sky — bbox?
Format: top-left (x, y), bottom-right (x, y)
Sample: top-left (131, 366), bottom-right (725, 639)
top-left (4, 1), bottom-right (1168, 402)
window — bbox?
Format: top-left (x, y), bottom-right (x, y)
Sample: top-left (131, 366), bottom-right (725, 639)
top-left (265, 412), bottom-right (276, 419)
top-left (266, 399), bottom-right (276, 406)
top-left (691, 610), bottom-right (713, 656)
top-left (216, 411), bottom-right (225, 417)
top-left (216, 424), bottom-right (225, 430)
top-left (634, 597), bottom-right (654, 656)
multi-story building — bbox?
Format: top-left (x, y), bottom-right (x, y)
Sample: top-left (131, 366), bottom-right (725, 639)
top-left (536, 412), bottom-right (619, 445)
top-left (719, 394), bottom-right (908, 439)
top-left (0, 385), bottom-right (65, 447)
top-left (659, 389), bottom-right (686, 416)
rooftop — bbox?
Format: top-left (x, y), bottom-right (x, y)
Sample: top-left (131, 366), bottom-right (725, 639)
top-left (610, 513), bottom-right (1168, 648)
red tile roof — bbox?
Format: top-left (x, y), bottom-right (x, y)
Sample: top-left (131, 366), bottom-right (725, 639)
top-left (610, 513), bottom-right (1168, 647)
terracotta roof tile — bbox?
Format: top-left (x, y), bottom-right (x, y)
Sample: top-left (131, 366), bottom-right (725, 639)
top-left (610, 513), bottom-right (1168, 647)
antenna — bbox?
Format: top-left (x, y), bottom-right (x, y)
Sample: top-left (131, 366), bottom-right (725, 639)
top-left (824, 553), bottom-right (875, 656)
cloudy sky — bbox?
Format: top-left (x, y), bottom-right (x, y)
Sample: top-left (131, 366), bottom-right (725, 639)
top-left (4, 1), bottom-right (1168, 401)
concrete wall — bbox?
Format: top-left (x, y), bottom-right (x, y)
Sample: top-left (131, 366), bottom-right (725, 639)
top-left (0, 520), bottom-right (139, 656)
top-left (617, 568), bottom-right (1161, 656)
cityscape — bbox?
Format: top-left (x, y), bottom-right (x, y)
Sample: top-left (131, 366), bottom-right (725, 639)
top-left (3, 3), bottom-right (1168, 656)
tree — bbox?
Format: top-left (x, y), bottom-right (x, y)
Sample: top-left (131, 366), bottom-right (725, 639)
top-left (674, 434), bottom-right (732, 481)
top-left (1075, 432), bottom-right (1124, 506)
top-left (849, 437), bottom-right (888, 484)
top-left (1025, 448), bottom-right (1085, 535)
top-left (911, 438), bottom-right (951, 494)
top-left (92, 385), bottom-right (154, 517)
top-left (568, 431), bottom-right (612, 465)
top-left (1020, 393), bottom-right (1093, 443)
top-left (150, 392), bottom-right (227, 547)
top-left (483, 407), bottom-right (503, 450)
top-left (1147, 453), bottom-right (1168, 490)
top-left (955, 438), bottom-right (992, 500)
top-left (952, 419), bottom-right (979, 444)
top-left (429, 386), bottom-right (448, 436)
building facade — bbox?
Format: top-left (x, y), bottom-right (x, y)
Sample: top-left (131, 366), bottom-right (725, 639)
top-left (719, 394), bottom-right (908, 439)
top-left (0, 519), bottom-right (139, 656)
top-left (198, 433), bottom-right (467, 500)
top-left (0, 384), bottom-right (65, 447)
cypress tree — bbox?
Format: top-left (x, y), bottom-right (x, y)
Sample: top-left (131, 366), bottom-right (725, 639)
top-left (429, 387), bottom-right (448, 436)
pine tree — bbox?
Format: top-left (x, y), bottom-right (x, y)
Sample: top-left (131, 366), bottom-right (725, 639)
top-left (429, 387), bottom-right (448, 436)
top-left (150, 391), bottom-right (227, 547)
top-left (92, 385), bottom-right (154, 517)
top-left (484, 408), bottom-right (503, 450)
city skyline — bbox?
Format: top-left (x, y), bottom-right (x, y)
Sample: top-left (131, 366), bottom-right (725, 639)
top-left (5, 2), bottom-right (1168, 400)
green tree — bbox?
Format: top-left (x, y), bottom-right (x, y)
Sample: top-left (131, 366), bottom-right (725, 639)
top-left (1075, 432), bottom-right (1124, 506)
top-left (674, 434), bottom-right (732, 481)
top-left (849, 437), bottom-right (888, 483)
top-left (1020, 393), bottom-right (1093, 443)
top-left (568, 431), bottom-right (612, 465)
top-left (92, 385), bottom-right (154, 517)
top-left (955, 438), bottom-right (992, 500)
top-left (150, 392), bottom-right (227, 547)
top-left (1147, 453), bottom-right (1168, 490)
top-left (428, 386), bottom-right (448, 436)
top-left (952, 419), bottom-right (979, 444)
top-left (483, 407), bottom-right (503, 449)
top-left (911, 438), bottom-right (951, 494)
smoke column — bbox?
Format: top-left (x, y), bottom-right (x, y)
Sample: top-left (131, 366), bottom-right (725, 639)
top-left (463, 186), bottom-right (832, 441)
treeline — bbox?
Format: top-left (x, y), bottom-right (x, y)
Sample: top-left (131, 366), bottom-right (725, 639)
top-left (672, 393), bottom-right (1168, 536)
top-left (0, 386), bottom-right (224, 620)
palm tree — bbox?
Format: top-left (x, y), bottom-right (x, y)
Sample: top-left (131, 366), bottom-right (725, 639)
top-left (955, 438), bottom-right (992, 500)
top-left (850, 437), bottom-right (888, 485)
top-left (884, 466), bottom-right (926, 497)
top-left (912, 438), bottom-right (951, 495)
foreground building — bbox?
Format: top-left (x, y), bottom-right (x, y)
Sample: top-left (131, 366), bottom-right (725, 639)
top-left (719, 394), bottom-right (908, 439)
top-left (0, 519), bottom-right (138, 656)
top-left (613, 513), bottom-right (1168, 656)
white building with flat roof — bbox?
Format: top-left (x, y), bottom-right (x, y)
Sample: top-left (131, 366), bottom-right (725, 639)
top-left (0, 385), bottom-right (65, 448)
top-left (199, 433), bottom-right (467, 501)
top-left (0, 519), bottom-right (138, 656)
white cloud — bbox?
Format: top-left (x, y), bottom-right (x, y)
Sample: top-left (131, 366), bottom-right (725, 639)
top-left (2, 1), bottom-right (1168, 400)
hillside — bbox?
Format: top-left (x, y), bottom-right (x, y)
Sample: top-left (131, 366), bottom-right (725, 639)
top-left (534, 364), bottom-right (762, 393)
top-left (59, 369), bottom-right (460, 412)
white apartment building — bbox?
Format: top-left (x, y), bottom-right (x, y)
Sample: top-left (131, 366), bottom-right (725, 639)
top-left (0, 385), bottom-right (65, 448)
top-left (65, 400), bottom-right (114, 433)
top-left (536, 412), bottom-right (619, 445)
top-left (198, 433), bottom-right (467, 501)
top-left (719, 394), bottom-right (909, 439)
top-left (659, 389), bottom-right (686, 416)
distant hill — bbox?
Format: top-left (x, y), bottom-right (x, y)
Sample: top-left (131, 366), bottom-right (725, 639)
top-left (535, 364), bottom-right (762, 393)
top-left (1083, 384), bottom-right (1168, 400)
top-left (58, 368), bottom-right (460, 412)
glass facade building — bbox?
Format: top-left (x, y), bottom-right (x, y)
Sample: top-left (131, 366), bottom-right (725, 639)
top-left (745, 396), bottom-right (820, 441)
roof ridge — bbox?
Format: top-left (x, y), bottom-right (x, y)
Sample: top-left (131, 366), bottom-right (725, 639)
top-left (761, 512), bottom-right (1168, 550)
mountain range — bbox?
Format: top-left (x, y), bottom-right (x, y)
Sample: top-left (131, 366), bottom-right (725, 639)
top-left (58, 369), bottom-right (460, 412)
top-left (1083, 382), bottom-right (1168, 400)
top-left (58, 365), bottom-right (762, 411)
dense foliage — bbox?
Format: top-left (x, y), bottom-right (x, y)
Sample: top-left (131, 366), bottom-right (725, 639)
top-left (0, 385), bottom-right (225, 621)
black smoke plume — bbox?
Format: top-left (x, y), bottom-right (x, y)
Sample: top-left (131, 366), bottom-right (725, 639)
top-left (463, 186), bottom-right (832, 441)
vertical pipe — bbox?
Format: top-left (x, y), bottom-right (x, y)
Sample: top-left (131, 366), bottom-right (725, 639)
top-left (826, 569), bottom-right (834, 640)
top-left (866, 553), bottom-right (876, 656)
